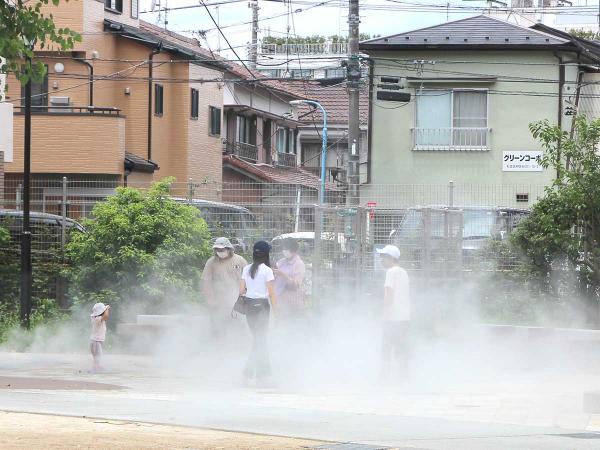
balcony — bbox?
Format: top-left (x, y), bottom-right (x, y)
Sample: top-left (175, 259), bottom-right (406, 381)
top-left (8, 106), bottom-right (125, 174)
top-left (276, 152), bottom-right (297, 168)
top-left (304, 166), bottom-right (347, 184)
top-left (412, 127), bottom-right (491, 151)
top-left (223, 140), bottom-right (258, 162)
top-left (260, 42), bottom-right (348, 55)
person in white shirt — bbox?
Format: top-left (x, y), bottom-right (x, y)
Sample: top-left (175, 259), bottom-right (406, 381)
top-left (239, 240), bottom-right (277, 386)
top-left (90, 302), bottom-right (110, 373)
top-left (376, 245), bottom-right (411, 379)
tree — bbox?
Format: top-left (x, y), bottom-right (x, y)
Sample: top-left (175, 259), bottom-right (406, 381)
top-left (0, 0), bottom-right (80, 84)
top-left (512, 116), bottom-right (600, 322)
top-left (66, 179), bottom-right (213, 314)
top-left (568, 29), bottom-right (600, 41)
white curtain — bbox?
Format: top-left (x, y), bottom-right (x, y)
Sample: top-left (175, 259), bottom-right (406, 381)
top-left (453, 91), bottom-right (487, 146)
top-left (416, 90), bottom-right (451, 145)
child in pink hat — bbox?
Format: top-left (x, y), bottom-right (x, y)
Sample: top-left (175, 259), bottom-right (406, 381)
top-left (90, 302), bottom-right (110, 372)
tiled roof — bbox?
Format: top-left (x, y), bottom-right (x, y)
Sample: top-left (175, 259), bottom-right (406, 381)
top-left (139, 20), bottom-right (217, 60)
top-left (140, 21), bottom-right (303, 99)
top-left (223, 155), bottom-right (343, 191)
top-left (361, 15), bottom-right (570, 50)
top-left (108, 19), bottom-right (302, 99)
top-left (286, 80), bottom-right (368, 125)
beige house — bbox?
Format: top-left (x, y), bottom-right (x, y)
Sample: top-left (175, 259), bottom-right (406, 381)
top-left (3, 0), bottom-right (227, 214)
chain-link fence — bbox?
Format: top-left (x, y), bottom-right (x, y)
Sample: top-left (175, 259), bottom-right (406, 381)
top-left (1, 176), bottom-right (549, 309)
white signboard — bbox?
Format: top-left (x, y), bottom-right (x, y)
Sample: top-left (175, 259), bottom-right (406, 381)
top-left (0, 102), bottom-right (13, 163)
top-left (502, 151), bottom-right (543, 172)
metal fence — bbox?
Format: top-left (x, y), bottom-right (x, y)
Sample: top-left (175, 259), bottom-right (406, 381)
top-left (0, 177), bottom-right (549, 306)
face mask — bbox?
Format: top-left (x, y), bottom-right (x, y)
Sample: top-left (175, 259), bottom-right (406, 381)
top-left (216, 250), bottom-right (229, 259)
top-left (282, 250), bottom-right (292, 259)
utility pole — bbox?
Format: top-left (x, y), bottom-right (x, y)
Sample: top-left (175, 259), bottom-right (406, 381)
top-left (346, 0), bottom-right (360, 205)
top-left (249, 0), bottom-right (259, 69)
top-left (20, 57), bottom-right (33, 328)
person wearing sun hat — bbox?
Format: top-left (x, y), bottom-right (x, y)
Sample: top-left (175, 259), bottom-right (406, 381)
top-left (376, 244), bottom-right (411, 379)
top-left (90, 302), bottom-right (110, 373)
top-left (201, 237), bottom-right (247, 339)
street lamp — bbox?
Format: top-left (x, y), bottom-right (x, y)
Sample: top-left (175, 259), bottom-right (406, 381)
top-left (289, 100), bottom-right (327, 205)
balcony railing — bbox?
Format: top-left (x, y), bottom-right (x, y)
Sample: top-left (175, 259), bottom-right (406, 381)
top-left (13, 105), bottom-right (122, 116)
top-left (260, 42), bottom-right (348, 55)
top-left (223, 140), bottom-right (258, 162)
top-left (304, 166), bottom-right (347, 184)
top-left (276, 152), bottom-right (297, 168)
top-left (412, 127), bottom-right (491, 151)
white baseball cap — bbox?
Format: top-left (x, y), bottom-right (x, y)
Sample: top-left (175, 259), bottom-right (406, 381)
top-left (377, 245), bottom-right (401, 260)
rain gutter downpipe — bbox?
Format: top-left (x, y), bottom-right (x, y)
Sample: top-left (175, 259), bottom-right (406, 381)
top-left (148, 43), bottom-right (163, 161)
top-left (74, 57), bottom-right (94, 107)
top-left (554, 52), bottom-right (565, 180)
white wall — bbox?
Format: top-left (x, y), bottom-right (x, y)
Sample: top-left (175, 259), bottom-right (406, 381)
top-left (0, 57), bottom-right (5, 102)
top-left (0, 102), bottom-right (13, 163)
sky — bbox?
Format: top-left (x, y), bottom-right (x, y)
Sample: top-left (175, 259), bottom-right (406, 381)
top-left (139, 0), bottom-right (489, 61)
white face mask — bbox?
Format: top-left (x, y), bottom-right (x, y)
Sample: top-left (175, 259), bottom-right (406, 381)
top-left (216, 250), bottom-right (229, 259)
top-left (282, 250), bottom-right (293, 259)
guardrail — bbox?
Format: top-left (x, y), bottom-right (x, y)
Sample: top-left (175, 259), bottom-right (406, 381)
top-left (412, 127), bottom-right (490, 151)
top-left (260, 42), bottom-right (348, 55)
top-left (223, 140), bottom-right (259, 162)
top-left (13, 105), bottom-right (122, 116)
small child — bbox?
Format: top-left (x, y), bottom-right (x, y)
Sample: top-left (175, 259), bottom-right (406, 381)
top-left (90, 302), bottom-right (110, 372)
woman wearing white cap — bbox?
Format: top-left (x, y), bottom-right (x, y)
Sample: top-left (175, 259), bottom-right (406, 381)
top-left (376, 244), bottom-right (411, 379)
top-left (201, 237), bottom-right (247, 339)
top-left (90, 302), bottom-right (110, 372)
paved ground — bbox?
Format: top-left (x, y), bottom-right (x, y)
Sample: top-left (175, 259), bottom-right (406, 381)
top-left (1, 350), bottom-right (600, 449)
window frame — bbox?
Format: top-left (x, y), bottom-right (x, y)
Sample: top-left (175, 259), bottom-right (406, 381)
top-left (104, 0), bottom-right (123, 13)
top-left (154, 84), bottom-right (164, 117)
top-left (190, 88), bottom-right (199, 119)
top-left (414, 88), bottom-right (489, 150)
top-left (236, 115), bottom-right (250, 143)
top-left (209, 106), bottom-right (221, 136)
top-left (130, 0), bottom-right (138, 18)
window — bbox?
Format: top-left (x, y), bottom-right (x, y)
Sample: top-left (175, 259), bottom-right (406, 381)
top-left (209, 106), bottom-right (221, 135)
top-left (190, 88), bottom-right (199, 119)
top-left (414, 89), bottom-right (488, 149)
top-left (259, 69), bottom-right (280, 78)
top-left (276, 126), bottom-right (295, 154)
top-left (131, 0), bottom-right (138, 18)
top-left (289, 69), bottom-right (313, 79)
top-left (236, 115), bottom-right (250, 143)
top-left (105, 0), bottom-right (123, 13)
top-left (21, 66), bottom-right (48, 108)
top-left (325, 68), bottom-right (346, 79)
top-left (154, 84), bottom-right (163, 116)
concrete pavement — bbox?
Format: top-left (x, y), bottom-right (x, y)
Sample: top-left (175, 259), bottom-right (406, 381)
top-left (1, 352), bottom-right (600, 449)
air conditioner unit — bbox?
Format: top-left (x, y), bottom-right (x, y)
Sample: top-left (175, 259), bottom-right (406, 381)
top-left (49, 96), bottom-right (71, 112)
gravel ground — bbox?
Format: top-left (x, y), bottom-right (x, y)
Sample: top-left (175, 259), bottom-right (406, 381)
top-left (0, 411), bottom-right (326, 450)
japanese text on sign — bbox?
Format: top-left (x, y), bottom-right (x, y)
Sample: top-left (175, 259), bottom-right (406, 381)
top-left (502, 151), bottom-right (543, 172)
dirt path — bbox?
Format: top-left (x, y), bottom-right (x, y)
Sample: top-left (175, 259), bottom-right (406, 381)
top-left (0, 411), bottom-right (326, 450)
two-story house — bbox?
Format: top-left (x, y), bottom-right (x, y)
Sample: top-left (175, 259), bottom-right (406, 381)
top-left (360, 15), bottom-right (600, 208)
top-left (3, 0), bottom-right (227, 214)
top-left (285, 79), bottom-right (369, 187)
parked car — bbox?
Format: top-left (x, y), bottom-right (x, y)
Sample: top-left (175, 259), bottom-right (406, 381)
top-left (389, 206), bottom-right (529, 268)
top-left (172, 198), bottom-right (259, 254)
top-left (0, 209), bottom-right (84, 238)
